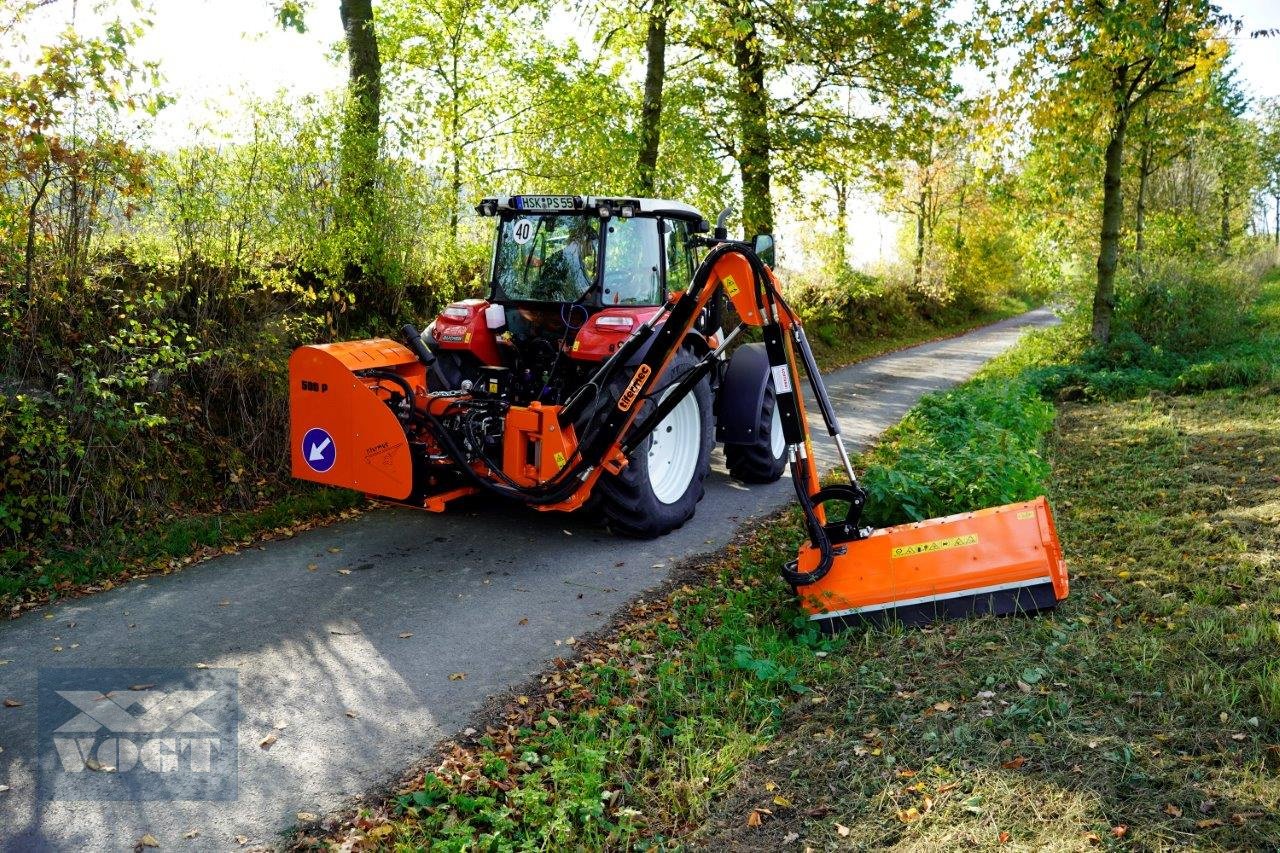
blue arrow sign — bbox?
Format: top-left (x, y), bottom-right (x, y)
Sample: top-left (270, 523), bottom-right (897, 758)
top-left (302, 427), bottom-right (336, 473)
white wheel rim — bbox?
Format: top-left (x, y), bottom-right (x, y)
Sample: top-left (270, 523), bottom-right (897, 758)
top-left (647, 387), bottom-right (701, 505)
top-left (769, 402), bottom-right (785, 459)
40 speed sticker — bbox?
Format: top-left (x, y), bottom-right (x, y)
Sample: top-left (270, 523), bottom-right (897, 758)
top-left (890, 533), bottom-right (979, 559)
top-left (512, 218), bottom-right (535, 244)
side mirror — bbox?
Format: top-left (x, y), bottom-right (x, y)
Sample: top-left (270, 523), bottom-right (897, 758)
top-left (753, 233), bottom-right (776, 268)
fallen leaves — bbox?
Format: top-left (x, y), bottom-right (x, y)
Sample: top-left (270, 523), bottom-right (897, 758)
top-left (398, 632), bottom-right (413, 639)
top-left (932, 701), bottom-right (953, 713)
top-left (835, 822), bottom-right (851, 837)
top-left (1164, 803), bottom-right (1183, 818)
top-left (1196, 818), bottom-right (1224, 829)
top-left (2, 698), bottom-right (21, 708)
top-left (297, 811), bottom-right (318, 822)
top-left (258, 733), bottom-right (278, 750)
top-left (135, 833), bottom-right (159, 850)
top-left (1000, 756), bottom-right (1026, 770)
top-left (1110, 824), bottom-right (1128, 839)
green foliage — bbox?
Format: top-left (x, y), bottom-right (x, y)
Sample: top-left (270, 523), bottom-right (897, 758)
top-left (1117, 257), bottom-right (1259, 352)
top-left (859, 378), bottom-right (1055, 526)
top-left (1020, 262), bottom-right (1280, 400)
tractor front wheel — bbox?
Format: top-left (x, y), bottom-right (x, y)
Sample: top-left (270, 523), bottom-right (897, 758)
top-left (597, 349), bottom-right (713, 538)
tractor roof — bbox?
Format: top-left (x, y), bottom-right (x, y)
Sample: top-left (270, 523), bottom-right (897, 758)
top-left (476, 195), bottom-right (710, 231)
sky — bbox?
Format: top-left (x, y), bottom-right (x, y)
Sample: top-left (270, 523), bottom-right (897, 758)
top-left (6, 0), bottom-right (1279, 265)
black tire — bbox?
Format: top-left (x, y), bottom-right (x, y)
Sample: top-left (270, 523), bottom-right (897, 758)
top-left (596, 349), bottom-right (714, 538)
top-left (724, 380), bottom-right (787, 484)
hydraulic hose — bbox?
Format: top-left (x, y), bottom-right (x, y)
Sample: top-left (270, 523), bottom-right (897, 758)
top-left (777, 454), bottom-right (836, 587)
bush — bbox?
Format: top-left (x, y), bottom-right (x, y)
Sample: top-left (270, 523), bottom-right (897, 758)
top-left (858, 378), bottom-right (1055, 527)
top-left (1116, 258), bottom-right (1259, 354)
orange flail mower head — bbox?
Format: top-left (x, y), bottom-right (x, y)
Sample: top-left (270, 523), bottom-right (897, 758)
top-left (793, 496), bottom-right (1068, 631)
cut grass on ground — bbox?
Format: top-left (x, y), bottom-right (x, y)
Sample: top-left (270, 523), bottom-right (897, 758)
top-left (701, 389), bottom-right (1280, 849)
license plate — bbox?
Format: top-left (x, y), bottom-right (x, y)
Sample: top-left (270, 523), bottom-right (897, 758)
top-left (516, 195), bottom-right (578, 211)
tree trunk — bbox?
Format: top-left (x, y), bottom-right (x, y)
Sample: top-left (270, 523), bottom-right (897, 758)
top-left (635, 0), bottom-right (668, 196)
top-left (1093, 114), bottom-right (1127, 346)
top-left (449, 49), bottom-right (461, 242)
top-left (833, 178), bottom-right (848, 268)
top-left (339, 0), bottom-right (381, 195)
top-left (338, 0), bottom-right (383, 324)
top-left (913, 196), bottom-right (926, 288)
top-left (1134, 137), bottom-right (1150, 280)
top-left (734, 6), bottom-right (772, 236)
top-left (24, 170), bottom-right (51, 304)
top-left (1274, 193), bottom-right (1279, 249)
top-left (1219, 187), bottom-right (1230, 250)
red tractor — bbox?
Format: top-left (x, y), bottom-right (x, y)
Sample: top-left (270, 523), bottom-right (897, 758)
top-left (291, 195), bottom-right (786, 538)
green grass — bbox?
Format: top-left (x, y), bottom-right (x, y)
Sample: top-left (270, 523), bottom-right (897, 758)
top-left (0, 486), bottom-right (362, 611)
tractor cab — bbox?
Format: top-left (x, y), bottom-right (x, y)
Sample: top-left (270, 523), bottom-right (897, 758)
top-left (425, 195), bottom-right (718, 406)
top-left (479, 195), bottom-right (711, 310)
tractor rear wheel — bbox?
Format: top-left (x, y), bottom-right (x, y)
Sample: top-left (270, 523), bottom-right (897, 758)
top-left (724, 379), bottom-right (788, 483)
top-left (597, 348), bottom-right (713, 538)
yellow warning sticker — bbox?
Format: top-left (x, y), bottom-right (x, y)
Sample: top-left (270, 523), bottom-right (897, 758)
top-left (572, 339), bottom-right (580, 352)
top-left (1016, 510), bottom-right (1035, 520)
top-left (554, 452), bottom-right (566, 469)
top-left (722, 275), bottom-right (740, 297)
top-left (891, 533), bottom-right (979, 559)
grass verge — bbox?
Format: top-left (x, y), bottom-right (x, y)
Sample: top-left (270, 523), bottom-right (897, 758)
top-left (0, 486), bottom-right (363, 616)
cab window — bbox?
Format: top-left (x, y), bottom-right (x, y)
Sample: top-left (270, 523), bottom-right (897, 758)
top-left (493, 214), bottom-right (600, 302)
top-left (663, 219), bottom-right (693, 293)
top-left (602, 217), bottom-right (662, 305)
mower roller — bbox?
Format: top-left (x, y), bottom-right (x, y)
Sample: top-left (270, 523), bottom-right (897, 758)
top-left (289, 194), bottom-right (1067, 629)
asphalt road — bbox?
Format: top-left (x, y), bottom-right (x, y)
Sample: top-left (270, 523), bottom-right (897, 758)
top-left (0, 309), bottom-right (1056, 851)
